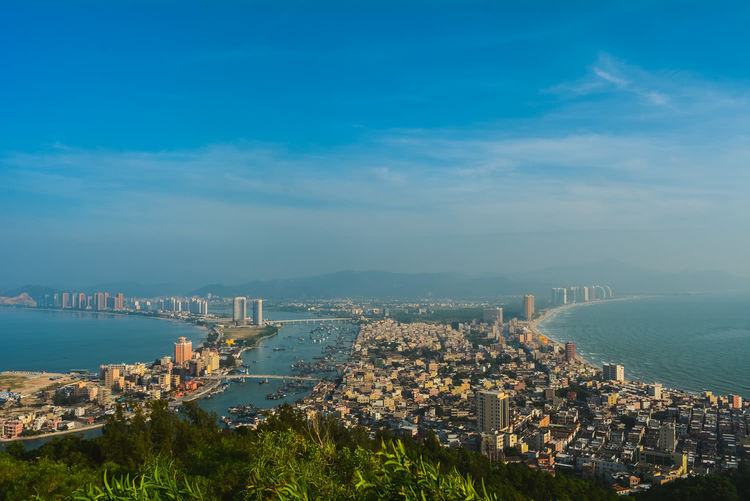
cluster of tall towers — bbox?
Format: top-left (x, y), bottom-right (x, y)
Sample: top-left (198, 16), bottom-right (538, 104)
top-left (43, 291), bottom-right (125, 311)
top-left (551, 285), bottom-right (613, 306)
top-left (232, 297), bottom-right (264, 326)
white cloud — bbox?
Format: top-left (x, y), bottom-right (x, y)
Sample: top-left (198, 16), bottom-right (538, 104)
top-left (593, 67), bottom-right (629, 88)
top-left (553, 53), bottom-right (679, 107)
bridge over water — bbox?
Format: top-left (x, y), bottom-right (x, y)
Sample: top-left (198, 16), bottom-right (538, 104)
top-left (203, 374), bottom-right (320, 382)
top-left (271, 317), bottom-right (353, 325)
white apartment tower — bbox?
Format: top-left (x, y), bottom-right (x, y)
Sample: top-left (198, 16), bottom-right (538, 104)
top-left (253, 299), bottom-right (264, 326)
top-left (233, 297), bottom-right (247, 326)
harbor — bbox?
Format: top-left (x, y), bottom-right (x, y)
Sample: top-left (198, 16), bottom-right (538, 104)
top-left (198, 311), bottom-right (358, 427)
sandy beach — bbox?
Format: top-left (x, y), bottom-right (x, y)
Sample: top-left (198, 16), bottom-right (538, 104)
top-left (528, 296), bottom-right (645, 369)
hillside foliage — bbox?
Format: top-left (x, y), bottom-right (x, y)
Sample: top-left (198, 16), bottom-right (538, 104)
top-left (2, 401), bottom-right (623, 500)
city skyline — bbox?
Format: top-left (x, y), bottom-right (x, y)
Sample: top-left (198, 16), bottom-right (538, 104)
top-left (1, 3), bottom-right (749, 286)
top-left (1, 4), bottom-right (748, 496)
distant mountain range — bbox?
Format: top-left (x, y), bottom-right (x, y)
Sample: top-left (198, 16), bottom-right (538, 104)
top-left (4, 261), bottom-right (748, 301)
top-left (507, 260), bottom-right (750, 296)
top-left (189, 271), bottom-right (525, 300)
top-left (188, 262), bottom-right (749, 300)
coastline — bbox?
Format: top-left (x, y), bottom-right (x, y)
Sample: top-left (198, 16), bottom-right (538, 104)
top-left (529, 292), bottom-right (750, 399)
top-left (0, 308), bottom-right (212, 445)
top-left (528, 296), bottom-right (645, 369)
top-left (8, 305), bottom-right (210, 332)
top-left (0, 310), bottom-right (334, 445)
top-left (0, 423), bottom-right (105, 444)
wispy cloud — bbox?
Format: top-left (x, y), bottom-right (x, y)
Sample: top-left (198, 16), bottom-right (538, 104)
top-left (3, 127), bottom-right (747, 231)
top-left (550, 53), bottom-right (677, 107)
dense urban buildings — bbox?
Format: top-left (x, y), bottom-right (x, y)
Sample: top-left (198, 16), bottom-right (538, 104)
top-left (4, 292), bottom-right (749, 498)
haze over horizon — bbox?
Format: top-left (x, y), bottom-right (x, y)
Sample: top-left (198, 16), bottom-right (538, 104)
top-left (2, 3), bottom-right (749, 287)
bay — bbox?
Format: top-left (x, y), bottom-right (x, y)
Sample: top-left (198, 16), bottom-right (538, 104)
top-left (0, 308), bottom-right (203, 373)
top-left (536, 292), bottom-right (750, 398)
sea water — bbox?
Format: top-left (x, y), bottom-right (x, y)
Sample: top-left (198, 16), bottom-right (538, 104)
top-left (536, 292), bottom-right (750, 398)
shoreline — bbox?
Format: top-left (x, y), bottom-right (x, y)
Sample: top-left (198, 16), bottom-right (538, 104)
top-left (528, 296), bottom-right (645, 370)
top-left (0, 305), bottom-right (208, 370)
top-left (0, 423), bottom-right (105, 444)
top-left (530, 293), bottom-right (750, 399)
top-left (3, 305), bottom-right (210, 330)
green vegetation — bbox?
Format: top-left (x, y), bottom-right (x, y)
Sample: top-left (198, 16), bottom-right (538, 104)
top-left (556, 383), bottom-right (599, 402)
top-left (619, 414), bottom-right (636, 429)
top-left (0, 375), bottom-right (26, 390)
top-left (222, 325), bottom-right (279, 348)
top-left (0, 401), bottom-right (626, 500)
top-left (53, 393), bottom-right (84, 406)
top-left (635, 466), bottom-right (750, 501)
top-left (387, 307), bottom-right (486, 325)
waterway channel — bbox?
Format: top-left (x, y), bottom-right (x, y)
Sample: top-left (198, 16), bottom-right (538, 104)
top-left (198, 310), bottom-right (357, 418)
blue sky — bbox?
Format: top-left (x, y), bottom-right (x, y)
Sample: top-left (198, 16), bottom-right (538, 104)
top-left (1, 2), bottom-right (749, 287)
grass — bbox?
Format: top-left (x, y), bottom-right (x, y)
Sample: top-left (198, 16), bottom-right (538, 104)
top-left (0, 375), bottom-right (27, 390)
top-left (222, 325), bottom-right (279, 347)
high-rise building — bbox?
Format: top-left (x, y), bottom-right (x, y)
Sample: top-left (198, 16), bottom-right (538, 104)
top-left (115, 293), bottom-right (124, 310)
top-left (565, 342), bottom-right (575, 362)
top-left (204, 351), bottom-right (220, 372)
top-left (551, 288), bottom-right (567, 306)
top-left (649, 383), bottom-right (662, 400)
top-left (603, 363), bottom-right (625, 382)
top-left (522, 295), bottom-right (534, 321)
top-left (483, 307), bottom-right (503, 325)
top-left (188, 298), bottom-right (208, 316)
top-left (658, 423), bottom-right (676, 452)
top-left (97, 387), bottom-right (112, 406)
top-left (476, 391), bottom-right (510, 432)
top-left (95, 292), bottom-right (106, 310)
top-left (174, 336), bottom-right (193, 365)
top-left (730, 394), bottom-right (743, 409)
top-left (62, 292), bottom-right (71, 309)
top-left (253, 299), bottom-right (263, 326)
top-left (233, 297), bottom-right (247, 325)
top-left (77, 293), bottom-right (87, 310)
top-left (103, 367), bottom-right (120, 389)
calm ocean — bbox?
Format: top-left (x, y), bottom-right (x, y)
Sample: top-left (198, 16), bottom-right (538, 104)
top-left (0, 308), bottom-right (203, 373)
top-left (536, 292), bottom-right (750, 398)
